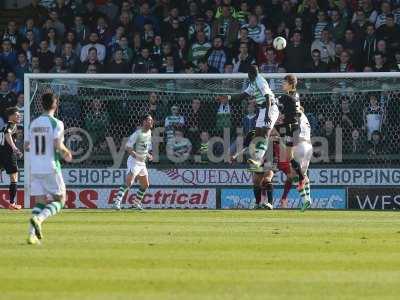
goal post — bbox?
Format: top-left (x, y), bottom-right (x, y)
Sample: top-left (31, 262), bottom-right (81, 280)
top-left (24, 72), bottom-right (400, 207)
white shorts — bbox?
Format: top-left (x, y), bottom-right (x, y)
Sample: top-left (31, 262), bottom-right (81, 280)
top-left (256, 104), bottom-right (279, 129)
top-left (293, 141), bottom-right (313, 174)
top-left (31, 172), bottom-right (66, 196)
top-left (127, 156), bottom-right (148, 178)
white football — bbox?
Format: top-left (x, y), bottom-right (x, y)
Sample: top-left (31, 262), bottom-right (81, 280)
top-left (273, 37), bottom-right (287, 50)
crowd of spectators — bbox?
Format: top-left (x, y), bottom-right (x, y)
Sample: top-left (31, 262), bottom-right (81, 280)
top-left (0, 0), bottom-right (399, 165)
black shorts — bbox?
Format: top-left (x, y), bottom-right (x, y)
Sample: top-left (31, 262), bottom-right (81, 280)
top-left (0, 151), bottom-right (18, 174)
top-left (276, 123), bottom-right (299, 147)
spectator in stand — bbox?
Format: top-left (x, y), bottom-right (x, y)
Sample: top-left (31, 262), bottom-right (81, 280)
top-left (259, 48), bottom-right (279, 73)
top-left (62, 42), bottom-right (79, 73)
top-left (331, 50), bottom-right (355, 72)
top-left (30, 56), bottom-right (40, 73)
top-left (164, 105), bottom-right (185, 143)
top-left (146, 92), bottom-right (163, 127)
top-left (188, 16), bottom-right (212, 42)
top-left (106, 48), bottom-right (130, 73)
top-left (367, 131), bottom-right (385, 159)
top-left (348, 128), bottom-right (364, 157)
top-left (232, 27), bottom-right (257, 58)
top-left (197, 131), bottom-right (210, 163)
top-left (37, 40), bottom-right (55, 72)
top-left (197, 57), bottom-right (219, 73)
top-left (7, 72), bottom-right (22, 95)
top-left (232, 42), bottom-right (255, 73)
top-left (284, 31), bottom-right (310, 72)
top-left (240, 15), bottom-right (266, 44)
top-left (341, 28), bottom-right (362, 69)
top-left (98, 0), bottom-right (119, 23)
top-left (0, 39), bottom-right (17, 73)
top-left (313, 11), bottom-right (329, 41)
top-left (52, 0), bottom-right (74, 26)
top-left (376, 14), bottom-right (400, 52)
top-left (311, 28), bottom-right (336, 64)
top-left (212, 4), bottom-right (240, 48)
top-left (328, 9), bottom-right (348, 43)
top-left (84, 99), bottom-right (110, 152)
top-left (361, 23), bottom-right (378, 67)
top-left (352, 10), bottom-right (368, 40)
top-left (166, 128), bottom-right (192, 163)
top-left (80, 32), bottom-right (106, 63)
top-left (132, 47), bottom-right (156, 73)
top-left (48, 10), bottom-right (66, 38)
top-left (205, 37), bottom-right (231, 73)
top-left (292, 16), bottom-right (312, 44)
top-left (65, 31), bottom-right (82, 56)
top-left (359, 0), bottom-right (378, 24)
top-left (95, 17), bottom-right (113, 47)
top-left (364, 93), bottom-right (384, 141)
top-left (224, 63), bottom-right (234, 73)
top-left (134, 2), bottom-right (160, 33)
top-left (372, 52), bottom-right (390, 72)
top-left (72, 15), bottom-right (89, 44)
top-left (375, 1), bottom-right (393, 29)
top-left (188, 31), bottom-right (211, 65)
top-left (376, 40), bottom-right (390, 60)
top-left (160, 55), bottom-right (179, 73)
top-left (28, 0), bottom-right (49, 24)
top-left (49, 56), bottom-right (66, 73)
top-left (2, 21), bottom-right (20, 46)
top-left (176, 36), bottom-right (189, 66)
top-left (242, 100), bottom-right (256, 136)
top-left (163, 18), bottom-right (186, 43)
top-left (14, 52), bottom-right (30, 82)
top-left (118, 36), bottom-right (134, 64)
top-left (81, 47), bottom-right (103, 73)
top-left (185, 98), bottom-right (203, 151)
top-left (46, 27), bottom-right (61, 54)
top-left (306, 49), bottom-right (329, 72)
top-left (0, 79), bottom-right (17, 128)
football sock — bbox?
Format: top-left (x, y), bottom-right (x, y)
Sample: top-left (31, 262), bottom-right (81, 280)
top-left (29, 203), bottom-right (45, 235)
top-left (135, 187), bottom-right (147, 203)
top-left (297, 182), bottom-right (308, 205)
top-left (290, 159), bottom-right (304, 181)
top-left (253, 187), bottom-right (261, 205)
top-left (37, 201), bottom-right (63, 222)
top-left (265, 181), bottom-right (273, 204)
top-left (304, 181), bottom-right (311, 203)
top-left (116, 185), bottom-right (129, 203)
top-left (282, 179), bottom-right (292, 199)
top-left (9, 182), bottom-right (17, 204)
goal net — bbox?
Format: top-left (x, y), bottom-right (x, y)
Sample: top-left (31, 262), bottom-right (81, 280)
top-left (24, 73), bottom-right (400, 203)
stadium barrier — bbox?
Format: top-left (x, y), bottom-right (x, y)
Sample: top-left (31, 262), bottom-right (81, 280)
top-left (1, 168), bottom-right (400, 210)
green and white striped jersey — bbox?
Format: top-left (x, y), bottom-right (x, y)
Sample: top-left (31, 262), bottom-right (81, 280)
top-left (244, 75), bottom-right (275, 105)
top-left (126, 128), bottom-right (152, 161)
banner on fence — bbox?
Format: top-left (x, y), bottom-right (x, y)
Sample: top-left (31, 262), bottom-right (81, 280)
top-left (221, 188), bottom-right (347, 209)
top-left (348, 188), bottom-right (400, 210)
top-left (0, 188), bottom-right (216, 209)
top-left (2, 168), bottom-right (400, 186)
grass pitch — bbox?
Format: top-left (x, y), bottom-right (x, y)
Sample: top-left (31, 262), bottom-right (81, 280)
top-left (1, 210), bottom-right (399, 300)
